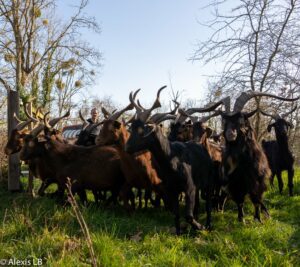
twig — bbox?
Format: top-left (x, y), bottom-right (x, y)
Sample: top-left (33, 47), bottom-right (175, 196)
top-left (66, 178), bottom-right (98, 267)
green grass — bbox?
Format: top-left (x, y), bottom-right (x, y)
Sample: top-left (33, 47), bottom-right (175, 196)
top-left (0, 170), bottom-right (299, 266)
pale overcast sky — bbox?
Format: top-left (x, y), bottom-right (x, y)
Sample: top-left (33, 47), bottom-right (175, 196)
top-left (58, 0), bottom-right (226, 106)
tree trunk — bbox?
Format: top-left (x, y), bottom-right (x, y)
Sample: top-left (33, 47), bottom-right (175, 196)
top-left (7, 90), bottom-right (21, 191)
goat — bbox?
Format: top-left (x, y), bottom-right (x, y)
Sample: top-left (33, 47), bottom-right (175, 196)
top-left (125, 86), bottom-right (217, 234)
top-left (178, 108), bottom-right (226, 211)
top-left (19, 125), bottom-right (125, 205)
top-left (218, 91), bottom-right (298, 222)
top-left (5, 107), bottom-right (70, 196)
top-left (96, 98), bottom-right (165, 209)
top-left (260, 106), bottom-right (297, 196)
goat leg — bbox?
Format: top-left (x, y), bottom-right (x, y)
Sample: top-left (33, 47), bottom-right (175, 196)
top-left (205, 187), bottom-right (213, 230)
top-left (260, 201), bottom-right (270, 218)
top-left (37, 178), bottom-right (53, 196)
top-left (276, 171), bottom-right (284, 194)
top-left (250, 194), bottom-right (263, 222)
top-left (185, 186), bottom-right (204, 231)
top-left (193, 189), bottom-right (200, 220)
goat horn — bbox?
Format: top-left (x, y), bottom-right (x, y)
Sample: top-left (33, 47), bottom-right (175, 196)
top-left (14, 113), bottom-right (33, 131)
top-left (259, 110), bottom-right (280, 120)
top-left (149, 100), bottom-right (180, 124)
top-left (43, 112), bottom-right (51, 129)
top-left (101, 107), bottom-right (111, 119)
top-left (49, 109), bottom-right (71, 127)
top-left (137, 86), bottom-right (167, 122)
top-left (79, 110), bottom-right (88, 123)
top-left (174, 108), bottom-right (188, 124)
top-left (23, 103), bottom-right (39, 123)
top-left (282, 105), bottom-right (297, 119)
top-left (108, 103), bottom-right (134, 121)
top-left (87, 119), bottom-right (105, 131)
top-left (137, 100), bottom-right (146, 111)
top-left (187, 97), bottom-right (230, 115)
top-left (153, 114), bottom-right (177, 124)
top-left (129, 89), bottom-right (143, 114)
top-left (198, 110), bottom-right (222, 123)
top-left (233, 90), bottom-right (299, 112)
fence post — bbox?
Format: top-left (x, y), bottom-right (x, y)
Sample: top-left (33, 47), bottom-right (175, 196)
top-left (7, 90), bottom-right (21, 191)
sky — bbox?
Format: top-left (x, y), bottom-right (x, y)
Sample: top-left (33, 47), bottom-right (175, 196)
top-left (57, 0), bottom-right (222, 106)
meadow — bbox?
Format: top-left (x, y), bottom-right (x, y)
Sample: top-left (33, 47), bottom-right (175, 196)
top-left (0, 170), bottom-right (299, 266)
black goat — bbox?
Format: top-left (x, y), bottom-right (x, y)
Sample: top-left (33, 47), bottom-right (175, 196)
top-left (261, 107), bottom-right (297, 196)
top-left (125, 86), bottom-right (217, 235)
top-left (219, 91), bottom-right (298, 222)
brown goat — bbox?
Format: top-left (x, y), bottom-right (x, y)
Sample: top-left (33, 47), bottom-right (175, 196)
top-left (19, 132), bottom-right (125, 204)
top-left (96, 119), bottom-right (164, 209)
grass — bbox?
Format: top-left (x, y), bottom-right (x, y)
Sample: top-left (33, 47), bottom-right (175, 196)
top-left (0, 170), bottom-right (299, 266)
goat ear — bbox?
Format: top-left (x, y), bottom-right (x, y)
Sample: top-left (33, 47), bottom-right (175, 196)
top-left (267, 123), bottom-right (274, 132)
top-left (113, 121), bottom-right (121, 129)
top-left (205, 127), bottom-right (213, 138)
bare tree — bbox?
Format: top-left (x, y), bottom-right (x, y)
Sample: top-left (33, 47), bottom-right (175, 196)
top-left (0, 0), bottom-right (101, 190)
top-left (192, 0), bottom-right (300, 135)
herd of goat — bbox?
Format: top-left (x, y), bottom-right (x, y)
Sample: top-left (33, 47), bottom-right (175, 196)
top-left (4, 87), bottom-right (298, 235)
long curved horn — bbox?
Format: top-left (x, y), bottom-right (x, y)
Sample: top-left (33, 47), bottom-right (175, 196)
top-left (178, 109), bottom-right (221, 124)
top-left (108, 103), bottom-right (134, 121)
top-left (198, 110), bottom-right (222, 123)
top-left (49, 109), bottom-right (70, 127)
top-left (244, 108), bottom-right (259, 119)
top-left (282, 105), bottom-right (297, 119)
top-left (149, 114), bottom-right (177, 124)
top-left (187, 96), bottom-right (230, 115)
top-left (233, 90), bottom-right (299, 112)
top-left (259, 110), bottom-right (280, 120)
top-left (174, 108), bottom-right (190, 124)
top-left (85, 119), bottom-right (105, 132)
top-left (149, 100), bottom-right (180, 124)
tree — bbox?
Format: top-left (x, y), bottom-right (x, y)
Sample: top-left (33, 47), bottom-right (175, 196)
top-left (192, 0), bottom-right (300, 136)
top-left (0, 0), bottom-right (101, 190)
